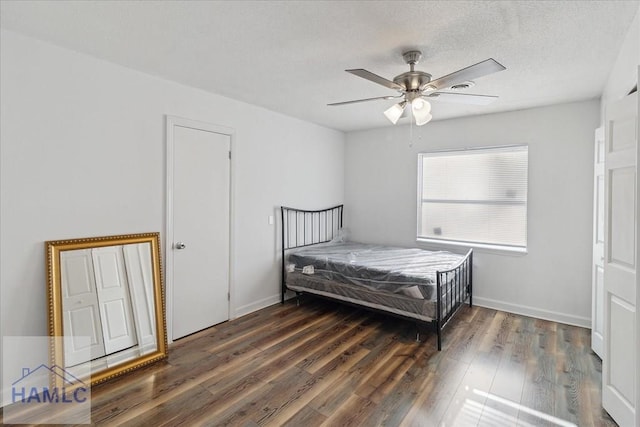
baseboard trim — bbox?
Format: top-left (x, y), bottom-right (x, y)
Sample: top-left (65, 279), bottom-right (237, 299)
top-left (234, 294), bottom-right (282, 318)
top-left (473, 296), bottom-right (591, 329)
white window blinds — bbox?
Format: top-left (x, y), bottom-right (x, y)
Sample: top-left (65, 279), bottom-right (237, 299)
top-left (417, 145), bottom-right (528, 250)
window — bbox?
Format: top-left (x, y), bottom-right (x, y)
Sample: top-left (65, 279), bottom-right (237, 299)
top-left (417, 145), bottom-right (528, 251)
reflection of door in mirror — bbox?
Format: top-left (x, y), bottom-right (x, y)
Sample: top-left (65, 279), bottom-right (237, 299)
top-left (60, 243), bottom-right (156, 371)
top-left (122, 243), bottom-right (158, 355)
top-left (60, 248), bottom-right (107, 366)
top-left (92, 245), bottom-right (137, 357)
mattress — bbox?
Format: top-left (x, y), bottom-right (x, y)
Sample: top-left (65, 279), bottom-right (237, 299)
top-left (286, 271), bottom-right (437, 321)
top-left (286, 242), bottom-right (465, 300)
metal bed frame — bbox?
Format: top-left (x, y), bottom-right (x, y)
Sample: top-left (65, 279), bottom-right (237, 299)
top-left (280, 204), bottom-right (472, 350)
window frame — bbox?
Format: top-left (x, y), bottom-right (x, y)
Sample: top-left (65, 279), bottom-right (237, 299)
top-left (416, 144), bottom-right (529, 254)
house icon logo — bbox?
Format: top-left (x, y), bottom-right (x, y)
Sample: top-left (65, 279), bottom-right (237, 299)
top-left (11, 364), bottom-right (89, 404)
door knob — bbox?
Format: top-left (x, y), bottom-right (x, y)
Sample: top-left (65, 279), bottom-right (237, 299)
top-left (175, 242), bottom-right (186, 250)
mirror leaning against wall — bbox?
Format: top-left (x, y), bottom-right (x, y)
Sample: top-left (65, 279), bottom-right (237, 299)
top-left (46, 232), bottom-right (167, 387)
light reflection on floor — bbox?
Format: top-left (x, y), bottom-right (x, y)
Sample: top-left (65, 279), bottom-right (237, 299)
top-left (446, 388), bottom-right (577, 426)
top-left (476, 389), bottom-right (576, 426)
top-left (438, 388), bottom-right (578, 427)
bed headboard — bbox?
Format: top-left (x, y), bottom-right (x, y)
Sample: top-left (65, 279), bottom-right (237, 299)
top-left (281, 205), bottom-right (344, 250)
top-left (280, 204), bottom-right (343, 302)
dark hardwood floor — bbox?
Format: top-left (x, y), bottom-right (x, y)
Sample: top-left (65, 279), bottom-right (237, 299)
top-left (5, 298), bottom-right (616, 426)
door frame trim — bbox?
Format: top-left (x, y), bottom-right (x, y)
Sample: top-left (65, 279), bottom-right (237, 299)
top-left (591, 126), bottom-right (605, 358)
top-left (165, 115), bottom-right (235, 344)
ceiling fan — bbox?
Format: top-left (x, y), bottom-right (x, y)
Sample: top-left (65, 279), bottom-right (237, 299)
top-left (328, 50), bottom-right (506, 126)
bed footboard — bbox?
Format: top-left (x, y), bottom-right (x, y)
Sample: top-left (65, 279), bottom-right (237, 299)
top-left (435, 249), bottom-right (473, 350)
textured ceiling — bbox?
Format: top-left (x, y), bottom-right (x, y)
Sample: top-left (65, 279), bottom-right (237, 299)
top-left (1, 1), bottom-right (638, 132)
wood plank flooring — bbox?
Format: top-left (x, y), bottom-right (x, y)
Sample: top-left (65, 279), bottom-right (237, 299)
top-left (4, 298), bottom-right (616, 426)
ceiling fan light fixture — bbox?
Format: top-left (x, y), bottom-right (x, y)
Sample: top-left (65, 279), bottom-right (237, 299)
top-left (411, 98), bottom-right (431, 113)
top-left (415, 112), bottom-right (433, 126)
top-left (412, 98), bottom-right (432, 126)
top-left (383, 101), bottom-right (407, 124)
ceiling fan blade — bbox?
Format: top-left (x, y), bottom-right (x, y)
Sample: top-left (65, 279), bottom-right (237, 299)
top-left (421, 58), bottom-right (506, 91)
top-left (346, 69), bottom-right (405, 91)
top-left (425, 92), bottom-right (498, 105)
top-left (328, 95), bottom-right (398, 106)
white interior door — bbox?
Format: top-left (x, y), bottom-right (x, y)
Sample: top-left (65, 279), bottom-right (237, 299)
top-left (92, 246), bottom-right (138, 355)
top-left (592, 127), bottom-right (605, 358)
top-left (60, 249), bottom-right (106, 367)
top-left (170, 121), bottom-right (231, 340)
top-left (602, 92), bottom-right (638, 426)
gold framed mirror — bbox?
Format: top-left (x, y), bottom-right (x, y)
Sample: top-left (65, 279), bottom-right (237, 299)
top-left (46, 232), bottom-right (167, 386)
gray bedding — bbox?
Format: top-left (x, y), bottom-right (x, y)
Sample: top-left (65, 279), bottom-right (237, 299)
top-left (286, 242), bottom-right (465, 301)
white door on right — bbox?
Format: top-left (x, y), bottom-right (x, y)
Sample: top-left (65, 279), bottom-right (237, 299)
top-left (603, 91), bottom-right (638, 427)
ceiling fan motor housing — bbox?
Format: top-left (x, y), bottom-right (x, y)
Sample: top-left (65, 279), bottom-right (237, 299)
top-left (393, 50), bottom-right (432, 92)
top-left (393, 71), bottom-right (432, 92)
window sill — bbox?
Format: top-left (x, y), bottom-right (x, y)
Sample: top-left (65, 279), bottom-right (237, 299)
top-left (416, 238), bottom-right (528, 256)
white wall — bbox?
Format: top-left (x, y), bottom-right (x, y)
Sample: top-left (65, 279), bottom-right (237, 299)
top-left (345, 100), bottom-right (600, 327)
top-left (0, 29), bottom-right (344, 374)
